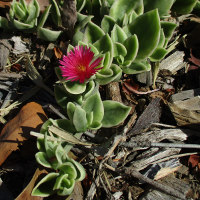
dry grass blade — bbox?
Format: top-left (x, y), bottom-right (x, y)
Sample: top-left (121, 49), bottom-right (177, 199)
top-left (25, 55), bottom-right (54, 96)
top-left (48, 125), bottom-right (94, 146)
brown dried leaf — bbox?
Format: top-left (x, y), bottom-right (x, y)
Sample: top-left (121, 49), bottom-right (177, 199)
top-left (0, 1), bottom-right (11, 8)
top-left (16, 168), bottom-right (47, 200)
top-left (188, 154), bottom-right (200, 168)
top-left (53, 47), bottom-right (63, 59)
top-left (189, 49), bottom-right (200, 66)
top-left (0, 102), bottom-right (47, 166)
top-left (26, 0), bottom-right (49, 12)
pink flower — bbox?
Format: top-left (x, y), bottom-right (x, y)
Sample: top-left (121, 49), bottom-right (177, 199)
top-left (59, 46), bottom-right (103, 83)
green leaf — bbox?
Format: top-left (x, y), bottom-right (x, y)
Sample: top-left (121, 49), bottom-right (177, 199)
top-left (113, 42), bottom-right (127, 58)
top-left (96, 64), bottom-right (122, 85)
top-left (13, 19), bottom-right (34, 29)
top-left (37, 27), bottom-right (62, 41)
top-left (25, 3), bottom-right (37, 24)
top-left (127, 9), bottom-right (161, 61)
top-left (102, 101), bottom-right (131, 127)
top-left (157, 29), bottom-right (165, 48)
top-left (73, 106), bottom-right (87, 132)
top-left (35, 152), bottom-right (52, 168)
top-left (161, 21), bottom-right (177, 42)
top-left (64, 81), bottom-right (86, 95)
top-left (123, 34), bottom-right (139, 64)
top-left (32, 173), bottom-right (59, 197)
top-left (0, 17), bottom-right (9, 29)
top-left (73, 15), bottom-right (93, 45)
top-left (69, 158), bottom-right (86, 181)
top-left (82, 91), bottom-right (104, 126)
top-left (109, 0), bottom-right (142, 23)
top-left (37, 4), bottom-right (51, 29)
top-left (57, 162), bottom-right (77, 180)
top-left (83, 21), bottom-right (105, 44)
top-left (83, 80), bottom-right (95, 99)
top-left (171, 0), bottom-right (197, 14)
top-left (122, 61), bottom-right (151, 74)
top-left (50, 0), bottom-right (62, 26)
top-left (67, 102), bottom-right (76, 121)
top-left (101, 15), bottom-right (116, 34)
top-left (149, 47), bottom-right (168, 62)
top-left (57, 178), bottom-right (75, 196)
top-left (76, 0), bottom-right (87, 12)
top-left (100, 52), bottom-right (112, 71)
top-left (143, 0), bottom-right (175, 17)
top-left (93, 34), bottom-right (113, 55)
top-left (111, 24), bottom-right (127, 43)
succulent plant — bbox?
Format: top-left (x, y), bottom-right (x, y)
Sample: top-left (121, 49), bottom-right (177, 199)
top-left (32, 119), bottom-right (85, 197)
top-left (37, 0), bottom-right (62, 41)
top-left (0, 0), bottom-right (40, 30)
top-left (0, 0), bottom-right (62, 41)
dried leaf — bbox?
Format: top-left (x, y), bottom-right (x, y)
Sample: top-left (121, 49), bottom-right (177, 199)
top-left (48, 125), bottom-right (94, 146)
top-left (0, 102), bottom-right (47, 166)
top-left (26, 0), bottom-right (49, 12)
top-left (189, 49), bottom-right (200, 66)
top-left (0, 1), bottom-right (11, 8)
top-left (53, 47), bottom-right (63, 59)
top-left (188, 154), bottom-right (200, 168)
top-left (16, 168), bottom-right (47, 200)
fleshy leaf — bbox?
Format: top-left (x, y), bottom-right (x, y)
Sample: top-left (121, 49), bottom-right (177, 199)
top-left (50, 0), bottom-right (62, 26)
top-left (0, 17), bottom-right (9, 29)
top-left (69, 158), bottom-right (86, 181)
top-left (57, 179), bottom-right (75, 196)
top-left (57, 162), bottom-right (77, 180)
top-left (127, 9), bottom-right (160, 61)
top-left (143, 0), bottom-right (175, 17)
top-left (82, 91), bottom-right (104, 127)
top-left (83, 21), bottom-right (105, 44)
top-left (161, 21), bottom-right (177, 45)
top-left (149, 47), bottom-right (168, 62)
top-left (111, 24), bottom-right (127, 43)
top-left (102, 100), bottom-right (131, 127)
top-left (123, 34), bottom-right (139, 64)
top-left (37, 27), bottom-right (62, 41)
top-left (171, 0), bottom-right (197, 15)
top-left (93, 34), bottom-right (113, 55)
top-left (101, 15), bottom-right (116, 34)
top-left (96, 64), bottom-right (122, 85)
top-left (64, 81), bottom-right (87, 95)
top-left (76, 0), bottom-right (87, 12)
top-left (32, 173), bottom-right (59, 197)
top-left (109, 0), bottom-right (142, 23)
top-left (122, 61), bottom-right (151, 74)
top-left (67, 102), bottom-right (76, 121)
top-left (113, 42), bottom-right (127, 58)
top-left (73, 106), bottom-right (87, 132)
top-left (35, 152), bottom-right (52, 168)
top-left (13, 19), bottom-right (34, 29)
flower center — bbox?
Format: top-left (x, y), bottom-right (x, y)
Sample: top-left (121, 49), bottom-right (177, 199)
top-left (78, 65), bottom-right (86, 72)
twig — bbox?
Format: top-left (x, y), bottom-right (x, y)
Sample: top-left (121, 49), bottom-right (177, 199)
top-left (123, 81), bottom-right (159, 95)
top-left (121, 141), bottom-right (200, 149)
top-left (4, 56), bottom-right (24, 69)
top-left (0, 86), bottom-right (40, 119)
top-left (124, 168), bottom-right (186, 200)
top-left (48, 104), bottom-right (67, 119)
top-left (151, 152), bottom-right (199, 165)
top-left (85, 176), bottom-right (100, 200)
top-left (151, 123), bottom-right (177, 128)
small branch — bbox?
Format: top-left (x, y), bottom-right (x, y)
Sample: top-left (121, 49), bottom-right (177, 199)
top-left (121, 141), bottom-right (200, 149)
top-left (124, 168), bottom-right (186, 200)
top-left (48, 104), bottom-right (67, 119)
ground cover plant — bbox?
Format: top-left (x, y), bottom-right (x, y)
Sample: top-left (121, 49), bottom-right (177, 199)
top-left (0, 0), bottom-right (200, 199)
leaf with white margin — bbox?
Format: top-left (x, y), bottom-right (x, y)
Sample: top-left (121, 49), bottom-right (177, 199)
top-left (102, 100), bottom-right (131, 127)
